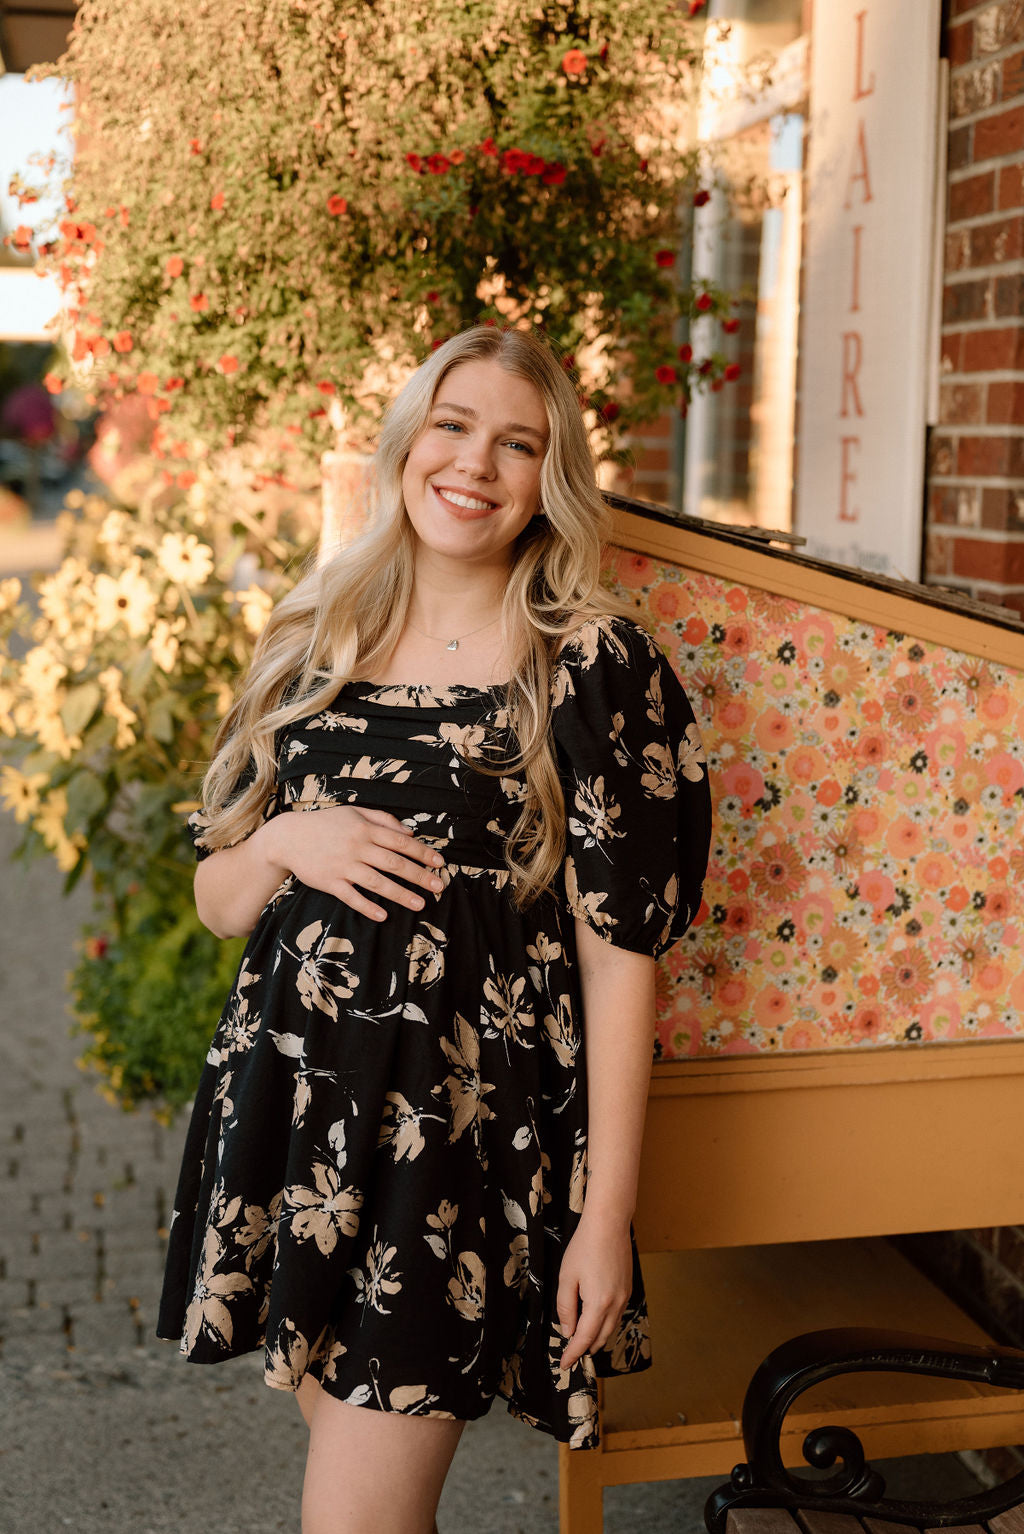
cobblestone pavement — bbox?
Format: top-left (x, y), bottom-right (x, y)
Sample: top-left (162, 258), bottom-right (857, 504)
top-left (0, 532), bottom-right (984, 1532)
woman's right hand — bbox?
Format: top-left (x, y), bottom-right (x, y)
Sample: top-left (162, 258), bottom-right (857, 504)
top-left (259, 805), bottom-right (446, 922)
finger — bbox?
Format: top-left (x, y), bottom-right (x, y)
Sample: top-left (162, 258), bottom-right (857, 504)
top-left (333, 881), bottom-right (388, 923)
top-left (354, 867), bottom-right (430, 913)
top-left (371, 840), bottom-right (447, 885)
top-left (556, 1282), bottom-right (579, 1344)
top-left (376, 830), bottom-right (446, 868)
top-left (353, 807), bottom-right (411, 832)
top-left (560, 1310), bottom-right (604, 1370)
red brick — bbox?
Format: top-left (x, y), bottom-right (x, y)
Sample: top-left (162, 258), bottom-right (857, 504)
top-left (949, 169), bottom-right (996, 220)
top-left (957, 432), bottom-right (1013, 474)
top-left (925, 529), bottom-right (955, 576)
top-left (981, 486), bottom-right (1024, 530)
top-left (998, 161), bottom-right (1024, 208)
top-left (962, 325), bottom-right (1024, 370)
top-left (949, 17), bottom-right (974, 68)
top-left (951, 534), bottom-right (1024, 582)
top-left (928, 485), bottom-right (968, 525)
top-left (950, 60), bottom-right (1001, 119)
top-left (1011, 435), bottom-right (1024, 476)
top-left (975, 3), bottom-right (1024, 58)
top-left (929, 433), bottom-right (957, 476)
top-left (994, 270), bottom-right (1024, 314)
top-left (941, 330), bottom-right (965, 372)
top-left (970, 212), bottom-right (1024, 264)
top-left (1002, 590), bottom-right (1024, 618)
top-left (974, 103), bottom-right (1024, 161)
top-left (1004, 46), bottom-right (1024, 99)
top-left (948, 122), bottom-right (974, 171)
top-left (940, 379), bottom-right (986, 422)
top-left (987, 378), bottom-right (1024, 422)
top-left (943, 278), bottom-right (991, 325)
top-left (945, 227), bottom-right (972, 273)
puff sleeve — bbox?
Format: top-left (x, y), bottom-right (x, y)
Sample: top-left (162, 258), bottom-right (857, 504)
top-left (185, 752), bottom-right (277, 862)
top-left (551, 615), bottom-right (711, 957)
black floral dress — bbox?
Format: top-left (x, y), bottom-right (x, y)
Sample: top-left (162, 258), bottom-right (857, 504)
top-left (157, 614), bottom-right (711, 1448)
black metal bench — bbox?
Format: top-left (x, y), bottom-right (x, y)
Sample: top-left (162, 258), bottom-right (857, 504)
top-left (705, 1329), bottom-right (1024, 1534)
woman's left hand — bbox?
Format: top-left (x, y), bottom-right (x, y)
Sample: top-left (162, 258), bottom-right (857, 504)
top-left (555, 1207), bottom-right (634, 1370)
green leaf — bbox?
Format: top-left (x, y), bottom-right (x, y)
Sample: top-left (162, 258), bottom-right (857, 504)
top-left (61, 681), bottom-right (102, 738)
top-left (64, 770), bottom-right (107, 834)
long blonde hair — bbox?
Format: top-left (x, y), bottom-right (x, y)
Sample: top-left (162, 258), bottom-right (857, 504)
top-left (199, 324), bottom-right (625, 904)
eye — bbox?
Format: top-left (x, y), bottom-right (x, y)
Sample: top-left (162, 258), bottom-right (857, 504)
top-left (504, 438), bottom-right (535, 454)
top-left (434, 418), bottom-right (464, 433)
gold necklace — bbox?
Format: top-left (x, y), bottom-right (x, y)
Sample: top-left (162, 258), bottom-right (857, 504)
top-left (406, 616), bottom-right (501, 653)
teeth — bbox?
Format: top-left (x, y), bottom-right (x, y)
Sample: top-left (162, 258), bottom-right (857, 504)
top-left (438, 488), bottom-right (494, 511)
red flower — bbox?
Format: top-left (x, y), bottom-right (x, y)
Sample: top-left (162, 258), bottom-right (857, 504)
top-left (165, 254), bottom-right (184, 278)
top-left (165, 377), bottom-right (185, 391)
top-left (655, 249), bottom-right (675, 268)
top-left (308, 406), bottom-right (328, 419)
top-left (479, 138), bottom-right (498, 157)
top-left (189, 138), bottom-right (203, 155)
top-left (218, 354), bottom-right (239, 374)
top-left (430, 338), bottom-right (445, 350)
top-left (113, 331), bottom-right (133, 353)
top-left (561, 48), bottom-right (587, 76)
top-left (190, 292), bottom-right (209, 312)
top-left (43, 373), bottom-right (63, 394)
top-left (688, 0), bottom-right (706, 14)
top-left (590, 138), bottom-right (606, 158)
top-left (723, 317), bottom-right (740, 333)
top-left (177, 469), bottom-right (197, 488)
top-left (317, 380), bottom-right (337, 395)
top-left (639, 158), bottom-right (648, 172)
top-left (326, 194), bottom-right (348, 215)
top-left (500, 148), bottom-right (530, 175)
top-left (693, 188), bottom-right (711, 207)
top-left (522, 153), bottom-right (547, 176)
top-left (655, 365), bottom-right (678, 385)
top-left (85, 936), bottom-right (108, 960)
top-left (696, 291), bottom-right (713, 311)
top-left (678, 343), bottom-right (693, 363)
top-left (724, 362), bottom-right (741, 381)
top-left (119, 205), bottom-right (130, 227)
top-left (599, 400), bottom-right (620, 424)
top-left (425, 290), bottom-right (440, 303)
top-left (561, 354), bottom-right (576, 371)
top-left (210, 191), bottom-right (225, 211)
top-left (449, 149), bottom-right (466, 165)
top-left (711, 379), bottom-right (724, 392)
top-left (426, 153), bottom-right (450, 175)
top-left (542, 162), bottom-right (567, 186)
top-left (698, 358), bottom-right (713, 375)
top-left (137, 372), bottom-right (159, 395)
top-left (405, 152), bottom-right (423, 173)
top-left (12, 225), bottom-right (32, 250)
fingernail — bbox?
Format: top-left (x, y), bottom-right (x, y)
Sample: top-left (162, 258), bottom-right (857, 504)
top-left (432, 854), bottom-right (444, 866)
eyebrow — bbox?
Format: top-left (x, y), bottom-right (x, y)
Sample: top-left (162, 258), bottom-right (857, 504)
top-left (430, 399), bottom-right (549, 443)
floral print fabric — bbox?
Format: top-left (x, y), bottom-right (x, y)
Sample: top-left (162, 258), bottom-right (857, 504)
top-left (607, 547), bottom-right (1024, 1058)
top-left (157, 615), bottom-right (711, 1448)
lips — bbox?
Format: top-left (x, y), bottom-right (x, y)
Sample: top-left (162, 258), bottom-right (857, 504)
top-left (431, 483), bottom-right (501, 519)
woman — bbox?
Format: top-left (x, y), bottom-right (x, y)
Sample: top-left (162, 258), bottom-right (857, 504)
top-left (158, 324), bottom-right (711, 1534)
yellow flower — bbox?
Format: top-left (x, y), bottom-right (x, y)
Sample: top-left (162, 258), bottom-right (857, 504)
top-left (0, 683), bottom-right (17, 738)
top-left (0, 576), bottom-right (22, 615)
top-left (149, 617), bottom-right (184, 673)
top-left (235, 584), bottom-right (273, 637)
top-left (0, 766), bottom-right (49, 823)
top-left (158, 532), bottom-right (215, 588)
top-left (96, 508), bottom-right (133, 551)
top-left (97, 666), bottom-right (137, 749)
top-left (20, 643), bottom-right (66, 703)
top-left (37, 559), bottom-right (95, 645)
top-left (93, 559), bottom-right (158, 639)
top-left (35, 788), bottom-right (86, 872)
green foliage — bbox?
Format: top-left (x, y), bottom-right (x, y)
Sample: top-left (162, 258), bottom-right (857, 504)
top-left (29, 0), bottom-right (734, 470)
top-left (72, 879), bottom-right (246, 1114)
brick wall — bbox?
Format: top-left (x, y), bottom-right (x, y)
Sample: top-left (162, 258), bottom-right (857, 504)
top-left (926, 0), bottom-right (1024, 617)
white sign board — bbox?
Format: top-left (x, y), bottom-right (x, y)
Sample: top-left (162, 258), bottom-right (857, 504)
top-left (794, 0), bottom-right (942, 579)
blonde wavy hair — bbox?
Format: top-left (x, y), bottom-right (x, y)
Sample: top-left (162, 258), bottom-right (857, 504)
top-left (199, 324), bottom-right (626, 905)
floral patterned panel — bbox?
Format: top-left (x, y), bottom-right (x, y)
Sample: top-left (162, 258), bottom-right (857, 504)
top-left (604, 547), bottom-right (1024, 1059)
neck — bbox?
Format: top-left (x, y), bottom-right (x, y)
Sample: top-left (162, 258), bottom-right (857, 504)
top-left (408, 546), bottom-right (511, 634)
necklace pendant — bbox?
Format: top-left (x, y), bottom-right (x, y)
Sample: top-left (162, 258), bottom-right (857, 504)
top-left (446, 638), bottom-right (459, 652)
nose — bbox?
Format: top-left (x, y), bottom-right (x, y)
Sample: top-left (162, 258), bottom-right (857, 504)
top-left (453, 429), bottom-right (497, 480)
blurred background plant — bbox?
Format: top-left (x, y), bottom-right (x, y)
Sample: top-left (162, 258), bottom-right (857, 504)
top-left (1, 0), bottom-right (765, 1112)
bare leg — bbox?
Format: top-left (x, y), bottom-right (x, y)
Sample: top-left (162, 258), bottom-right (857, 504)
top-left (297, 1373), bottom-right (465, 1534)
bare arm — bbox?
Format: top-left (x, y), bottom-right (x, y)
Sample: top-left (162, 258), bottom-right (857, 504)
top-left (557, 919), bottom-right (657, 1369)
top-left (194, 806), bottom-right (446, 939)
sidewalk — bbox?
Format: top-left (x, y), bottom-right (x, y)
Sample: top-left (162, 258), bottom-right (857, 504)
top-left (0, 526), bottom-right (985, 1531)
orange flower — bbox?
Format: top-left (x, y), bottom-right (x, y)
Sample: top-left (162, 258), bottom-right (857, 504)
top-left (317, 380), bottom-right (337, 395)
top-left (326, 194), bottom-right (348, 215)
top-left (881, 947), bottom-right (934, 1004)
top-left (190, 292), bottom-right (209, 312)
top-left (946, 884), bottom-right (969, 913)
top-left (725, 587), bottom-right (747, 613)
top-left (750, 841), bottom-right (804, 899)
top-left (137, 372), bottom-right (159, 395)
top-left (217, 354), bottom-right (239, 374)
top-left (858, 868), bottom-right (894, 911)
top-left (754, 987), bottom-right (789, 1028)
top-left (210, 191), bottom-right (225, 211)
top-left (886, 816), bottom-right (926, 861)
top-left (113, 330), bottom-right (133, 353)
top-left (43, 373), bottom-right (63, 394)
top-left (561, 48), bottom-right (588, 75)
top-left (815, 779), bottom-right (842, 807)
top-left (755, 707), bottom-right (795, 753)
top-left (883, 674), bottom-right (937, 732)
top-left (177, 469), bottom-right (197, 488)
top-left (166, 255), bottom-right (184, 278)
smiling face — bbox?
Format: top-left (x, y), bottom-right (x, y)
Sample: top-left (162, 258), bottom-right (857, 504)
top-left (401, 358), bottom-right (550, 569)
